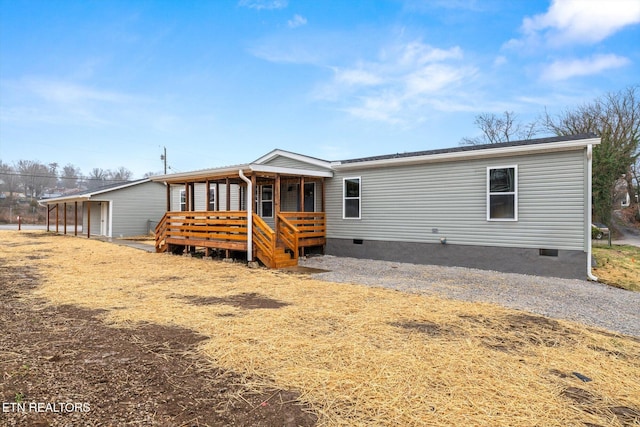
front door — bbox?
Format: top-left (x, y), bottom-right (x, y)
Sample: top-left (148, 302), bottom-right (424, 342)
top-left (304, 183), bottom-right (315, 212)
top-left (100, 202), bottom-right (109, 236)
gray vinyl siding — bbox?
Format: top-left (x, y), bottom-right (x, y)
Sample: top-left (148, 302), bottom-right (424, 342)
top-left (280, 182), bottom-right (322, 212)
top-left (108, 182), bottom-right (166, 237)
top-left (170, 183), bottom-right (241, 211)
top-left (326, 149), bottom-right (586, 251)
top-left (263, 155), bottom-right (330, 172)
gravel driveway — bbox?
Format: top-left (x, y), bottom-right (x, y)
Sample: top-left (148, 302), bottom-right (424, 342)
top-left (299, 255), bottom-right (640, 338)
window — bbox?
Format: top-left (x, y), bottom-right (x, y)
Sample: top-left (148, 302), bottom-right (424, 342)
top-left (487, 166), bottom-right (517, 221)
top-left (208, 185), bottom-right (216, 211)
top-left (261, 185), bottom-right (273, 217)
top-left (179, 189), bottom-right (186, 212)
top-left (343, 177), bottom-right (361, 219)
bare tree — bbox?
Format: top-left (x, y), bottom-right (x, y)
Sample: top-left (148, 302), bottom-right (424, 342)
top-left (0, 161), bottom-right (18, 199)
top-left (108, 167), bottom-right (133, 183)
top-left (460, 111), bottom-right (539, 145)
top-left (543, 85), bottom-right (640, 224)
top-left (60, 164), bottom-right (81, 189)
top-left (86, 168), bottom-right (108, 190)
top-left (15, 160), bottom-right (57, 198)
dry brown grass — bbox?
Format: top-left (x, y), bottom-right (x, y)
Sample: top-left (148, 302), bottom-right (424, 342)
top-left (3, 230), bottom-right (640, 426)
top-left (593, 244), bottom-right (640, 291)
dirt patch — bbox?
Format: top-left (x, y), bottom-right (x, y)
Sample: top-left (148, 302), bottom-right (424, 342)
top-left (390, 320), bottom-right (452, 337)
top-left (561, 387), bottom-right (640, 426)
top-left (179, 292), bottom-right (290, 309)
top-left (0, 262), bottom-right (316, 426)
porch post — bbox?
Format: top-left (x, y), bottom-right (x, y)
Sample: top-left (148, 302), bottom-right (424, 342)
top-left (251, 175), bottom-right (257, 212)
top-left (205, 180), bottom-right (210, 211)
top-left (321, 178), bottom-right (326, 212)
top-left (184, 183), bottom-right (189, 211)
top-left (275, 174), bottom-right (281, 233)
top-left (74, 201), bottom-right (78, 236)
top-left (299, 177), bottom-right (305, 212)
top-left (215, 182), bottom-right (220, 210)
top-left (166, 183), bottom-right (171, 211)
top-left (63, 202), bottom-right (67, 235)
top-left (226, 178), bottom-right (231, 211)
top-left (46, 204), bottom-right (50, 232)
top-left (55, 203), bottom-right (59, 233)
top-left (190, 183), bottom-right (195, 211)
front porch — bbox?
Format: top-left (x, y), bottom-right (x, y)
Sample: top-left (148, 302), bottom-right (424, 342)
top-left (153, 166), bottom-right (329, 268)
top-left (155, 210), bottom-right (325, 268)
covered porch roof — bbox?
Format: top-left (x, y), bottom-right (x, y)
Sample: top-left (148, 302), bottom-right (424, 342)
top-left (150, 163), bottom-right (332, 185)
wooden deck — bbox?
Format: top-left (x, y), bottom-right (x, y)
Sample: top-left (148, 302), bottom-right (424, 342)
top-left (155, 211), bottom-right (325, 268)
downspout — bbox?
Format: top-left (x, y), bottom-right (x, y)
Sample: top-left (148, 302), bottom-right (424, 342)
top-left (238, 169), bottom-right (253, 262)
top-left (587, 145), bottom-right (598, 281)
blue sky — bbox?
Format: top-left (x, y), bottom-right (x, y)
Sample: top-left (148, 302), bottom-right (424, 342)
top-left (1, 0), bottom-right (639, 178)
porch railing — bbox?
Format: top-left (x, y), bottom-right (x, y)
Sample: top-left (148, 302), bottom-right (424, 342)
top-left (155, 211), bottom-right (248, 252)
top-left (252, 214), bottom-right (276, 267)
top-left (155, 210), bottom-right (325, 267)
top-left (277, 214), bottom-right (299, 257)
top-left (279, 212), bottom-right (326, 248)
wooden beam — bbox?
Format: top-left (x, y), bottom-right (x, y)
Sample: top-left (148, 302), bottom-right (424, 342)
top-left (215, 182), bottom-right (220, 210)
top-left (63, 202), bottom-right (67, 235)
top-left (74, 201), bottom-right (78, 236)
top-left (274, 174), bottom-right (281, 233)
top-left (251, 174), bottom-right (257, 212)
top-left (55, 203), bottom-right (59, 233)
top-left (226, 178), bottom-right (231, 211)
top-left (205, 180), bottom-right (211, 211)
top-left (299, 177), bottom-right (305, 212)
top-left (184, 183), bottom-right (189, 212)
top-left (191, 183), bottom-right (196, 211)
top-left (166, 183), bottom-right (171, 211)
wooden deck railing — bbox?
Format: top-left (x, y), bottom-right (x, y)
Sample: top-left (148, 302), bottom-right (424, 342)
top-left (155, 210), bottom-right (325, 267)
top-left (277, 214), bottom-right (299, 256)
top-left (155, 211), bottom-right (249, 253)
top-left (279, 212), bottom-right (326, 248)
top-left (252, 214), bottom-right (276, 267)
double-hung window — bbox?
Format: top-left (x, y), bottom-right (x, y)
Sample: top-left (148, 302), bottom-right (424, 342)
top-left (179, 189), bottom-right (186, 212)
top-left (343, 177), bottom-right (361, 219)
top-left (261, 185), bottom-right (273, 218)
top-left (487, 166), bottom-right (517, 221)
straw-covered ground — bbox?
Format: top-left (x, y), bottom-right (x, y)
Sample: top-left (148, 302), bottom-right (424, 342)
top-left (1, 231), bottom-right (639, 426)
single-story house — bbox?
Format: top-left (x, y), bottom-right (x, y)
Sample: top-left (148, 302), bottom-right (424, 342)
top-left (40, 179), bottom-right (166, 238)
top-left (151, 134), bottom-right (600, 280)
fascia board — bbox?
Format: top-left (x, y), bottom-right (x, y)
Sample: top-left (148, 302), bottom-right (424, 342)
top-left (151, 165), bottom-right (251, 183)
top-left (333, 138), bottom-right (601, 170)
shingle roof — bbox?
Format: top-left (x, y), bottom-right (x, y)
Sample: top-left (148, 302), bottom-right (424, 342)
top-left (339, 133), bottom-right (598, 164)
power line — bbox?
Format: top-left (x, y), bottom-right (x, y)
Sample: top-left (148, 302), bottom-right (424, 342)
top-left (0, 171), bottom-right (132, 182)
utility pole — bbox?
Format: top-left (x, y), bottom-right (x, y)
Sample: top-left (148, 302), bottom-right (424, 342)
top-left (160, 147), bottom-right (167, 174)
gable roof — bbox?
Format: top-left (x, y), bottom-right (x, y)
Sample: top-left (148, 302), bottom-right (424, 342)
top-left (39, 178), bottom-right (153, 204)
top-left (334, 134), bottom-right (600, 169)
top-left (253, 148), bottom-right (332, 168)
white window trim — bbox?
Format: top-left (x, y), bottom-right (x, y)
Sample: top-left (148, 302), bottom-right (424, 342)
top-left (261, 184), bottom-right (274, 218)
top-left (208, 184), bottom-right (216, 210)
top-left (487, 165), bottom-right (518, 221)
top-left (343, 176), bottom-right (361, 219)
top-left (179, 189), bottom-right (186, 212)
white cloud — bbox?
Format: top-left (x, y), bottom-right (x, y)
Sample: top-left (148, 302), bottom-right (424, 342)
top-left (522, 0), bottom-right (640, 46)
top-left (238, 0), bottom-right (287, 10)
top-left (287, 14), bottom-right (307, 28)
top-left (541, 54), bottom-right (630, 80)
top-left (317, 41), bottom-right (475, 124)
top-left (334, 68), bottom-right (383, 86)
